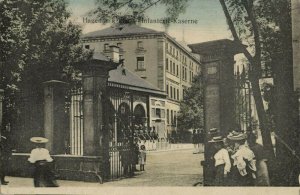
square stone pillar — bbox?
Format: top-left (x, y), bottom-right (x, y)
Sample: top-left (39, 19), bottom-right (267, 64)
top-left (79, 60), bottom-right (119, 156)
top-left (82, 71), bottom-right (108, 156)
top-left (189, 39), bottom-right (243, 186)
top-left (43, 80), bottom-right (68, 154)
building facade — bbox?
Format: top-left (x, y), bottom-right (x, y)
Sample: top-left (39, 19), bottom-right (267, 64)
top-left (81, 24), bottom-right (202, 137)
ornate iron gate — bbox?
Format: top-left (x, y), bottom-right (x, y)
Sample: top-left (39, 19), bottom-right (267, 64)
top-left (104, 82), bottom-right (135, 180)
top-left (65, 80), bottom-right (137, 180)
top-left (234, 67), bottom-right (252, 132)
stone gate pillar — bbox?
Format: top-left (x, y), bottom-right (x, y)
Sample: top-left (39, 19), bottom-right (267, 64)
top-left (189, 39), bottom-right (243, 136)
top-left (79, 53), bottom-right (119, 156)
top-left (43, 80), bottom-right (68, 154)
top-left (189, 39), bottom-right (243, 186)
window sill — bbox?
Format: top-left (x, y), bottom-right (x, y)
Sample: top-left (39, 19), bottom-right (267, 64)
top-left (135, 69), bottom-right (146, 71)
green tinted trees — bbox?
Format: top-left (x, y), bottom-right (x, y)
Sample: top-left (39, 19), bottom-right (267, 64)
top-left (177, 74), bottom-right (204, 132)
top-left (220, 0), bottom-right (297, 185)
top-left (0, 0), bottom-right (91, 129)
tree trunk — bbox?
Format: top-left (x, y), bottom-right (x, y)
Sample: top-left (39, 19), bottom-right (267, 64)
top-left (218, 0), bottom-right (275, 158)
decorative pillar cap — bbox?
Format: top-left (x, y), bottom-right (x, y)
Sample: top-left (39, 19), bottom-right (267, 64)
top-left (188, 39), bottom-right (246, 56)
top-left (77, 53), bottom-right (121, 74)
top-left (42, 80), bottom-right (69, 86)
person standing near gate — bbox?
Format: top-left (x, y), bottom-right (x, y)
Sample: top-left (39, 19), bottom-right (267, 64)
top-left (28, 137), bottom-right (58, 187)
top-left (0, 124), bottom-right (12, 185)
top-left (247, 133), bottom-right (270, 186)
top-left (209, 136), bottom-right (231, 186)
top-left (139, 145), bottom-right (146, 171)
top-left (133, 138), bottom-right (140, 172)
top-left (0, 134), bottom-right (11, 185)
top-left (192, 130), bottom-right (198, 154)
top-left (227, 131), bottom-right (256, 186)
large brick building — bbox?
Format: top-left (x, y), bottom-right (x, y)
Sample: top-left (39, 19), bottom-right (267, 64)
top-left (81, 23), bottom-right (202, 137)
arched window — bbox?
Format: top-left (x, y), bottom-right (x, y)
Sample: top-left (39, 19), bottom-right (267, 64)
top-left (133, 104), bottom-right (146, 126)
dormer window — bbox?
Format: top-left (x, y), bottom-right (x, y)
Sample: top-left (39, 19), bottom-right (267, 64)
top-left (137, 41), bottom-right (143, 48)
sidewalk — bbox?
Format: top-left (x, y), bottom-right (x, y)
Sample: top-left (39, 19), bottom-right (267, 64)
top-left (147, 143), bottom-right (194, 153)
top-left (1, 148), bottom-right (203, 191)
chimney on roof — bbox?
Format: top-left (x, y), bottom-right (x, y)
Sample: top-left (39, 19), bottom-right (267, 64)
top-left (108, 45), bottom-right (120, 63)
top-left (119, 15), bottom-right (136, 25)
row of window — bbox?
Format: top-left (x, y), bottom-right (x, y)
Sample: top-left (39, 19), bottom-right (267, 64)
top-left (166, 57), bottom-right (197, 82)
top-left (166, 42), bottom-right (195, 66)
top-left (150, 107), bottom-right (178, 127)
top-left (166, 83), bottom-right (180, 100)
top-left (166, 109), bottom-right (177, 126)
top-left (165, 58), bottom-right (179, 76)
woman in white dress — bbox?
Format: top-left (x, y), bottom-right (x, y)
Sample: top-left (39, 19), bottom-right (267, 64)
top-left (28, 137), bottom-right (58, 187)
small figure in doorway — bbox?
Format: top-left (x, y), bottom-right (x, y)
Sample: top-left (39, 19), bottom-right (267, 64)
top-left (139, 145), bottom-right (146, 171)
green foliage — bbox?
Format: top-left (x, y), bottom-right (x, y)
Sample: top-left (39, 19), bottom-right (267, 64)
top-left (177, 73), bottom-right (204, 131)
top-left (224, 0), bottom-right (291, 73)
top-left (88, 0), bottom-right (188, 27)
top-left (0, 0), bottom-right (92, 126)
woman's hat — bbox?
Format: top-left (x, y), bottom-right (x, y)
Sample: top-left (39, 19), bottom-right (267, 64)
top-left (209, 128), bottom-right (218, 134)
top-left (30, 137), bottom-right (49, 143)
top-left (227, 131), bottom-right (247, 141)
top-left (208, 136), bottom-right (224, 143)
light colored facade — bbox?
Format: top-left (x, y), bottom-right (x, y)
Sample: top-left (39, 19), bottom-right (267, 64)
top-left (81, 24), bottom-right (201, 136)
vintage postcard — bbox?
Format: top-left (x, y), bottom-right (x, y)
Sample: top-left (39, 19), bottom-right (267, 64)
top-left (0, 0), bottom-right (300, 194)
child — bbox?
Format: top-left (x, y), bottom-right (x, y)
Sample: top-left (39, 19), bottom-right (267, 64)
top-left (209, 136), bottom-right (231, 186)
top-left (139, 145), bottom-right (146, 171)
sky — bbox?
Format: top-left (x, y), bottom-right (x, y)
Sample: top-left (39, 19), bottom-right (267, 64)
top-left (67, 0), bottom-right (232, 45)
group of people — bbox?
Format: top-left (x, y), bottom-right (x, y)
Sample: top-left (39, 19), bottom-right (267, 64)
top-left (209, 130), bottom-right (270, 186)
top-left (121, 139), bottom-right (147, 177)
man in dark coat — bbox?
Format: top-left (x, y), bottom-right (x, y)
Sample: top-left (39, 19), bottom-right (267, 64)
top-left (0, 134), bottom-right (11, 185)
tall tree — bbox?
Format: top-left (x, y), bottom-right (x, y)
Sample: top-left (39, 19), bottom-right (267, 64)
top-left (219, 0), bottom-right (297, 185)
top-left (177, 74), bottom-right (204, 133)
top-left (0, 0), bottom-right (91, 133)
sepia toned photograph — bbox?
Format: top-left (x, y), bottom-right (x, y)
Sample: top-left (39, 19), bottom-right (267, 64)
top-left (0, 0), bottom-right (300, 194)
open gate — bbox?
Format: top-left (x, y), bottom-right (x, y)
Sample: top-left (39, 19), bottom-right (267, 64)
top-left (104, 82), bottom-right (135, 180)
top-left (64, 80), bottom-right (139, 180)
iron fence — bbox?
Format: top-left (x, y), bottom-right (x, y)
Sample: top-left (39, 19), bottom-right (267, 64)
top-left (234, 67), bottom-right (252, 132)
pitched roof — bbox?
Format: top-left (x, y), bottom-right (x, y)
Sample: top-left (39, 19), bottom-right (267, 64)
top-left (93, 52), bottom-right (111, 61)
top-left (188, 39), bottom-right (245, 55)
top-left (81, 24), bottom-right (162, 39)
top-left (108, 65), bottom-right (166, 96)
